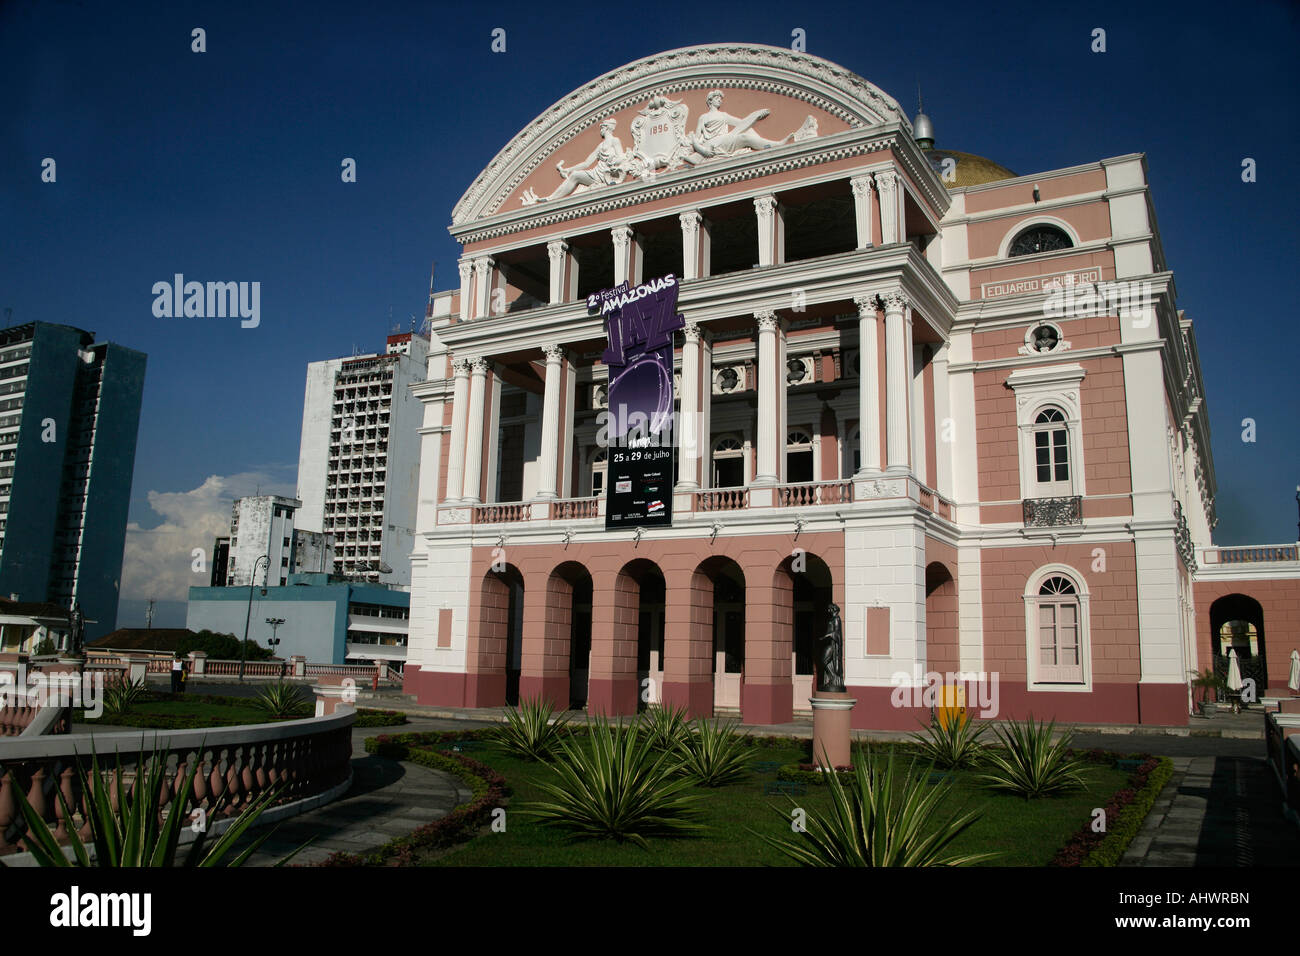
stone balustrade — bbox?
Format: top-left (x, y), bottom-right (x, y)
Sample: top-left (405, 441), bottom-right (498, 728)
top-left (0, 708), bottom-right (356, 858)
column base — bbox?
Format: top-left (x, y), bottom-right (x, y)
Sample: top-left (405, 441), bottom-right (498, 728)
top-left (661, 680), bottom-right (713, 719)
top-left (587, 677), bottom-right (639, 717)
top-left (518, 674), bottom-right (570, 711)
top-left (810, 692), bottom-right (857, 769)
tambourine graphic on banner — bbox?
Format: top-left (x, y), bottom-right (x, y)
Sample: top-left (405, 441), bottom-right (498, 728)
top-left (612, 351), bottom-right (674, 437)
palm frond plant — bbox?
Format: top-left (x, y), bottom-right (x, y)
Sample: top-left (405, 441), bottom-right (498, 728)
top-left (977, 716), bottom-right (1087, 799)
top-left (492, 696), bottom-right (570, 761)
top-left (636, 703), bottom-right (692, 753)
top-left (7, 745), bottom-right (288, 867)
top-left (521, 717), bottom-right (704, 847)
top-left (102, 678), bottom-right (148, 718)
top-left (908, 711), bottom-right (988, 770)
top-left (758, 747), bottom-right (995, 867)
top-left (253, 681), bottom-right (311, 719)
top-left (674, 718), bottom-right (755, 787)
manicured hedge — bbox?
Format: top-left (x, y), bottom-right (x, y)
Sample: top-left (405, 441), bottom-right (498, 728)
top-left (317, 733), bottom-right (507, 866)
top-left (353, 708), bottom-right (408, 727)
top-left (1049, 751), bottom-right (1174, 867)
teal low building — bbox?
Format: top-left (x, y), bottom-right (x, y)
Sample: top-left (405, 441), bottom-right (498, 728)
top-left (185, 572), bottom-right (409, 669)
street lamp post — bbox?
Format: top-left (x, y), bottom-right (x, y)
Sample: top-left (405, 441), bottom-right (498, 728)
top-left (239, 555), bottom-right (270, 682)
top-left (266, 616), bottom-right (285, 676)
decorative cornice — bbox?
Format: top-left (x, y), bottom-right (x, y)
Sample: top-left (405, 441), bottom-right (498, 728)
top-left (452, 44), bottom-right (910, 227)
top-left (454, 136), bottom-right (897, 245)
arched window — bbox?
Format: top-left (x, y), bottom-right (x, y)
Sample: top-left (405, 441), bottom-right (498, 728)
top-left (713, 436), bottom-right (744, 488)
top-left (1032, 407), bottom-right (1071, 494)
top-left (1009, 224), bottom-right (1073, 257)
top-left (590, 448), bottom-right (607, 497)
top-left (786, 429), bottom-right (814, 483)
top-left (1024, 568), bottom-right (1089, 687)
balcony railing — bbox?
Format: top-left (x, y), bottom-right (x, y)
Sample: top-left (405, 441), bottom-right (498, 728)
top-left (473, 503), bottom-right (532, 524)
top-left (776, 480), bottom-right (853, 508)
top-left (1023, 495), bottom-right (1083, 527)
top-left (696, 488), bottom-right (749, 511)
top-left (1202, 544), bottom-right (1299, 564)
top-left (551, 496), bottom-right (600, 520)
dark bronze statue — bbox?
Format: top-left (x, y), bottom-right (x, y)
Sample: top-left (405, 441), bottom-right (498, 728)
top-left (817, 603), bottom-right (845, 693)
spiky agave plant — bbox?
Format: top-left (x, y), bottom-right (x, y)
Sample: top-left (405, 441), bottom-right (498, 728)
top-left (7, 746), bottom-right (287, 867)
top-left (977, 716), bottom-right (1087, 799)
top-left (102, 678), bottom-right (148, 717)
top-left (636, 702), bottom-right (692, 753)
top-left (674, 718), bottom-right (755, 787)
top-left (758, 748), bottom-right (995, 867)
top-left (492, 696), bottom-right (571, 761)
top-left (908, 711), bottom-right (988, 770)
top-left (521, 717), bottom-right (704, 847)
top-left (254, 681), bottom-right (311, 719)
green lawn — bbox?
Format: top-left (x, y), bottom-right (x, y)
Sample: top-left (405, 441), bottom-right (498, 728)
top-left (427, 741), bottom-right (1130, 867)
top-left (82, 693), bottom-right (299, 728)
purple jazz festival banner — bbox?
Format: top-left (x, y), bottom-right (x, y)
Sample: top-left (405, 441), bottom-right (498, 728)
top-left (589, 275), bottom-right (685, 530)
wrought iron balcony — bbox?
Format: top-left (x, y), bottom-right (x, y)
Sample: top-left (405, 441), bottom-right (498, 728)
top-left (1022, 495), bottom-right (1082, 528)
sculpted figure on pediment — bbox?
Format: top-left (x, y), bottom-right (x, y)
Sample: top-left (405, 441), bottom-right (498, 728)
top-left (682, 90), bottom-right (816, 164)
top-left (521, 118), bottom-right (631, 205)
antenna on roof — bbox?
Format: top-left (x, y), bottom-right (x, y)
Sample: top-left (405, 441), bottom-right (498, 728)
top-left (426, 260), bottom-right (437, 319)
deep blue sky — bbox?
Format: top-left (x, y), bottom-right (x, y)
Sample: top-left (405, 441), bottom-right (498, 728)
top-left (2, 0), bottom-right (1297, 627)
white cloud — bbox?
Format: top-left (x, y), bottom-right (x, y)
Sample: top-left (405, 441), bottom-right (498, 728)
top-left (121, 471), bottom-right (296, 604)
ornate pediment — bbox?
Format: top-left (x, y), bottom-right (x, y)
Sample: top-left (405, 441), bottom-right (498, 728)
top-left (452, 44), bottom-right (908, 228)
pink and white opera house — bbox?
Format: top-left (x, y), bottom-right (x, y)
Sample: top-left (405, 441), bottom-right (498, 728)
top-left (389, 44), bottom-right (1300, 729)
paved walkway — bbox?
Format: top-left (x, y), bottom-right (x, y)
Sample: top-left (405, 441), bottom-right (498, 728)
top-left (240, 719), bottom-right (474, 866)
top-left (1121, 754), bottom-right (1299, 866)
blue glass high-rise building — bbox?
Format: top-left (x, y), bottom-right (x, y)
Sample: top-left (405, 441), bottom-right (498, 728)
top-left (0, 321), bottom-right (147, 643)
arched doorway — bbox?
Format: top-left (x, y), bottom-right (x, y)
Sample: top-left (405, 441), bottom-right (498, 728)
top-left (474, 564), bottom-right (524, 707)
top-left (1209, 594), bottom-right (1267, 695)
top-left (527, 561), bottom-right (593, 712)
top-left (592, 559), bottom-right (665, 716)
top-left (784, 552), bottom-right (834, 712)
top-left (925, 562), bottom-right (959, 675)
top-left (635, 566), bottom-right (666, 712)
top-left (695, 557), bottom-right (746, 713)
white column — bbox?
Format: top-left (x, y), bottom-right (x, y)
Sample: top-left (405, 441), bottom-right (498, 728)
top-left (883, 290), bottom-right (910, 473)
top-left (876, 170), bottom-right (900, 244)
top-left (853, 293), bottom-right (881, 474)
top-left (677, 322), bottom-right (702, 489)
top-left (851, 174), bottom-right (874, 249)
top-left (754, 195), bottom-right (778, 267)
top-left (445, 358), bottom-right (471, 501)
top-left (679, 211), bottom-right (702, 280)
top-left (472, 257), bottom-right (495, 319)
top-left (537, 345), bottom-right (564, 499)
top-left (612, 225), bottom-right (634, 285)
top-left (457, 260), bottom-right (473, 321)
top-left (755, 310), bottom-right (781, 484)
top-left (461, 358), bottom-right (489, 502)
top-left (546, 240), bottom-right (569, 305)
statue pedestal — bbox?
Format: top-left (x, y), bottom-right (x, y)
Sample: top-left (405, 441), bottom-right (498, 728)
top-left (809, 692), bottom-right (856, 769)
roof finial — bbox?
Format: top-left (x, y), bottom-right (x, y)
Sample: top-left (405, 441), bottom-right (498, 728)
top-left (913, 81), bottom-right (935, 150)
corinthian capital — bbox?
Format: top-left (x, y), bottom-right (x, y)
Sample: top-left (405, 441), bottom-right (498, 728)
top-left (874, 168), bottom-right (898, 196)
top-left (850, 174), bottom-right (874, 198)
top-left (755, 310), bottom-right (780, 333)
top-left (542, 344), bottom-right (565, 363)
top-left (546, 239), bottom-right (569, 262)
top-left (679, 210), bottom-right (702, 236)
top-left (451, 356), bottom-right (471, 375)
top-left (473, 257), bottom-right (495, 277)
top-left (457, 259), bottom-right (474, 282)
top-left (881, 289), bottom-right (909, 313)
top-left (853, 293), bottom-right (879, 316)
top-left (753, 195), bottom-right (778, 220)
top-left (470, 357), bottom-right (490, 375)
top-left (684, 321), bottom-right (702, 343)
top-left (611, 225), bottom-right (634, 250)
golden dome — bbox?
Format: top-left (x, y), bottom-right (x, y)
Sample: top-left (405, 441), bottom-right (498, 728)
top-left (923, 148), bottom-right (1017, 188)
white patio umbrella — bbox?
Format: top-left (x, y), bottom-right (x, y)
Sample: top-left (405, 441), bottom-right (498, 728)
top-left (1226, 648), bottom-right (1243, 712)
top-left (1288, 649), bottom-right (1299, 693)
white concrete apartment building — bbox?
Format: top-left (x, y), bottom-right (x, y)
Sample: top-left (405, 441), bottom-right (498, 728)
top-left (296, 333), bottom-right (429, 586)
